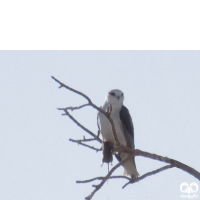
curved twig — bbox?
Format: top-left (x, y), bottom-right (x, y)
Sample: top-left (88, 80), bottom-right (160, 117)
top-left (69, 138), bottom-right (101, 152)
top-left (52, 76), bottom-right (120, 144)
top-left (51, 76), bottom-right (92, 103)
top-left (122, 165), bottom-right (173, 188)
top-left (61, 109), bottom-right (102, 143)
top-left (76, 175), bottom-right (131, 184)
top-left (135, 150), bottom-right (200, 180)
top-left (84, 156), bottom-right (131, 200)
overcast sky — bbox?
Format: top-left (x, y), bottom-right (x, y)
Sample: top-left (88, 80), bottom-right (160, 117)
top-left (0, 51), bottom-right (199, 200)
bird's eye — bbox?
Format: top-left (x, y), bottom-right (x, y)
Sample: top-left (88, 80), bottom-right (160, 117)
top-left (121, 93), bottom-right (123, 97)
top-left (109, 92), bottom-right (115, 96)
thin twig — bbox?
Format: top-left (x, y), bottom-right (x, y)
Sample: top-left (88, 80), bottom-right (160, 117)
top-left (52, 76), bottom-right (120, 145)
top-left (81, 137), bottom-right (98, 142)
top-left (85, 156), bottom-right (131, 200)
top-left (135, 149), bottom-right (200, 180)
top-left (122, 165), bottom-right (173, 188)
top-left (51, 76), bottom-right (92, 103)
top-left (69, 139), bottom-right (101, 152)
top-left (77, 175), bottom-right (131, 184)
top-left (58, 103), bottom-right (90, 111)
top-left (60, 109), bottom-right (102, 143)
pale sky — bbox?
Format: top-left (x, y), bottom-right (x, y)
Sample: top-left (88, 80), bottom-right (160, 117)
top-left (0, 51), bottom-right (199, 200)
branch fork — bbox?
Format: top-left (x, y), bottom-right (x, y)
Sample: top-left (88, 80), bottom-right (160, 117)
top-left (52, 76), bottom-right (200, 200)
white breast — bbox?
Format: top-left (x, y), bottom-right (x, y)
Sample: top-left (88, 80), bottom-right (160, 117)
top-left (98, 104), bottom-right (127, 146)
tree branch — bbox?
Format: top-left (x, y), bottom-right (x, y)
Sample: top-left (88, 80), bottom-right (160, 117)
top-left (76, 175), bottom-right (131, 184)
top-left (135, 149), bottom-right (200, 180)
top-left (69, 138), bottom-right (101, 152)
top-left (52, 76), bottom-right (120, 145)
top-left (52, 76), bottom-right (200, 200)
top-left (84, 156), bottom-right (131, 200)
top-left (51, 76), bottom-right (92, 103)
top-left (58, 103), bottom-right (90, 111)
top-left (60, 109), bottom-right (102, 143)
top-left (122, 164), bottom-right (173, 188)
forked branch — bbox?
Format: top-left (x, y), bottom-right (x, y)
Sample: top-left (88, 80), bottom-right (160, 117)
top-left (52, 76), bottom-right (120, 144)
top-left (52, 76), bottom-right (200, 199)
top-left (84, 156), bottom-right (131, 200)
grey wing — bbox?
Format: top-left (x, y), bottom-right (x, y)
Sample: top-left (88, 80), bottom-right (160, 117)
top-left (118, 105), bottom-right (137, 170)
top-left (119, 105), bottom-right (135, 149)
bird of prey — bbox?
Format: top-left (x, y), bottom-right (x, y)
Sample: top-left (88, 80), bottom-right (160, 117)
top-left (97, 89), bottom-right (139, 178)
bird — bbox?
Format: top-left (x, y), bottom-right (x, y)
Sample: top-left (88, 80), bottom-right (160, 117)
top-left (97, 89), bottom-right (139, 179)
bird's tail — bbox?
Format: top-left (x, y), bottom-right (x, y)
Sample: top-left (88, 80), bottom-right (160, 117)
top-left (121, 153), bottom-right (139, 178)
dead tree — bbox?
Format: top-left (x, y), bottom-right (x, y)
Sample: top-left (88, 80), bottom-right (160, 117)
top-left (52, 76), bottom-right (200, 200)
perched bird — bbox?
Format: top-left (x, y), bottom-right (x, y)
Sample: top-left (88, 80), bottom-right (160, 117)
top-left (97, 89), bottom-right (139, 179)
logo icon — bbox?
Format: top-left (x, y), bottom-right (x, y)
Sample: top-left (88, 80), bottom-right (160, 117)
top-left (180, 182), bottom-right (198, 199)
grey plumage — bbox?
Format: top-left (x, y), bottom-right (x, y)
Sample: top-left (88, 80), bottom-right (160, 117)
top-left (97, 89), bottom-right (139, 178)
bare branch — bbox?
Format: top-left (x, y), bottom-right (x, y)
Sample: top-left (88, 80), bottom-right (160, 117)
top-left (69, 138), bottom-right (101, 152)
top-left (135, 149), bottom-right (200, 181)
top-left (51, 76), bottom-right (92, 103)
top-left (77, 175), bottom-right (131, 184)
top-left (58, 103), bottom-right (90, 111)
top-left (60, 109), bottom-right (102, 143)
top-left (112, 146), bottom-right (200, 181)
top-left (52, 76), bottom-right (120, 145)
top-left (122, 165), bottom-right (173, 188)
top-left (84, 156), bottom-right (131, 200)
top-left (52, 76), bottom-right (200, 199)
top-left (81, 137), bottom-right (98, 142)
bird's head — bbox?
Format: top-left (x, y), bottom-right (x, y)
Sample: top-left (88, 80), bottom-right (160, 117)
top-left (105, 89), bottom-right (124, 105)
